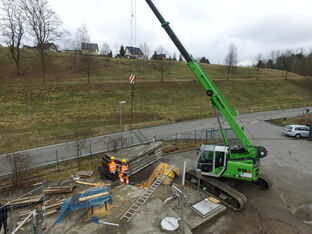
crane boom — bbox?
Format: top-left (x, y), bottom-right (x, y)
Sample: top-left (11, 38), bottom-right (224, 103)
top-left (145, 0), bottom-right (259, 158)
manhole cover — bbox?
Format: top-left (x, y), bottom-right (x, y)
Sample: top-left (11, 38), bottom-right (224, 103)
top-left (294, 204), bottom-right (312, 225)
top-left (266, 219), bottom-right (299, 234)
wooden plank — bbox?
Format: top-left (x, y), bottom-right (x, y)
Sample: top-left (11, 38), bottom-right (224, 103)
top-left (75, 180), bottom-right (110, 187)
top-left (208, 197), bottom-right (221, 204)
top-left (79, 192), bottom-right (109, 202)
top-left (17, 210), bottom-right (58, 227)
top-left (43, 185), bottom-right (76, 195)
top-left (9, 195), bottom-right (42, 203)
top-left (18, 200), bottom-right (65, 220)
top-left (143, 162), bottom-right (167, 188)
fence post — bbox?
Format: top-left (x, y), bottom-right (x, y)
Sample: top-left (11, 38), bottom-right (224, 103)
top-left (194, 130), bottom-right (197, 145)
top-left (175, 133), bottom-right (178, 149)
top-left (206, 130), bottom-right (208, 144)
top-left (56, 150), bottom-right (60, 172)
top-left (211, 128), bottom-right (214, 143)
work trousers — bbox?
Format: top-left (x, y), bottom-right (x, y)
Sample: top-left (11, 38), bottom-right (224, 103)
top-left (110, 171), bottom-right (118, 181)
top-left (0, 219), bottom-right (8, 234)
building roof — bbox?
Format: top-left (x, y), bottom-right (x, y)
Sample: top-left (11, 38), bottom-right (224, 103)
top-left (39, 43), bottom-right (57, 50)
top-left (81, 43), bottom-right (99, 51)
top-left (23, 43), bottom-right (57, 50)
top-left (23, 45), bottom-right (34, 49)
top-left (125, 46), bottom-right (144, 56)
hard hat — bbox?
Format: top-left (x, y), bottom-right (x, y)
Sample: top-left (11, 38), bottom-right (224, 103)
top-left (111, 156), bottom-right (116, 160)
top-left (121, 159), bottom-right (127, 163)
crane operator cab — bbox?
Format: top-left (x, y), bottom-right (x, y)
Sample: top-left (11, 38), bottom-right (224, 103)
top-left (195, 145), bottom-right (228, 177)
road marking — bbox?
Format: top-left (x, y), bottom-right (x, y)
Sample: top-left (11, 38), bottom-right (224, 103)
top-left (251, 121), bottom-right (259, 124)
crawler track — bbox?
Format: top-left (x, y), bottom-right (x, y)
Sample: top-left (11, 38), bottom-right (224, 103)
top-left (186, 170), bottom-right (247, 211)
top-left (251, 173), bottom-right (273, 190)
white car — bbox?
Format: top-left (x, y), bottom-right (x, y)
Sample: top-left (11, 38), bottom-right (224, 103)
top-left (282, 124), bottom-right (310, 138)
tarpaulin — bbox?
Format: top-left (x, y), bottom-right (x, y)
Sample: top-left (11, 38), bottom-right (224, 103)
top-left (55, 186), bottom-right (112, 224)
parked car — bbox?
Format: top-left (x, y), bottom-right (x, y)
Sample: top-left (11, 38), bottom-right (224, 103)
top-left (282, 124), bottom-right (311, 138)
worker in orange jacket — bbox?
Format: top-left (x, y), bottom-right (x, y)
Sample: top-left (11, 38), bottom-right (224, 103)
top-left (108, 156), bottom-right (118, 181)
top-left (119, 159), bottom-right (129, 184)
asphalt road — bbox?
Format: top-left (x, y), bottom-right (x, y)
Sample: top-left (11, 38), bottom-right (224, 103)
top-left (0, 106), bottom-right (311, 176)
top-left (163, 118), bottom-right (312, 234)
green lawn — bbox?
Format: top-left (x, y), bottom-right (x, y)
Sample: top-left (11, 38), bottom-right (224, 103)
top-left (0, 47), bottom-right (311, 154)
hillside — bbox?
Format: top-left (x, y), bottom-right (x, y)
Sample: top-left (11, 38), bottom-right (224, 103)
top-left (0, 47), bottom-right (311, 154)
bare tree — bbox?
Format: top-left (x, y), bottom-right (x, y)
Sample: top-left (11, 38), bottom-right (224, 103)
top-left (172, 51), bottom-right (177, 61)
top-left (224, 43), bottom-right (238, 79)
top-left (139, 42), bottom-right (150, 60)
top-left (5, 152), bottom-right (31, 187)
top-left (151, 60), bottom-right (173, 83)
top-left (178, 53), bottom-right (183, 62)
top-left (74, 24), bottom-right (90, 50)
top-left (100, 42), bottom-right (110, 56)
top-left (156, 45), bottom-right (167, 55)
top-left (71, 117), bottom-right (93, 170)
top-left (21, 0), bottom-right (63, 84)
top-left (0, 0), bottom-right (25, 75)
top-left (255, 54), bottom-right (264, 80)
top-left (74, 24), bottom-right (90, 70)
top-left (81, 54), bottom-right (96, 85)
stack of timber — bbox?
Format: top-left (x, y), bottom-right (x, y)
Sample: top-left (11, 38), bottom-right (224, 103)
top-left (44, 185), bottom-right (76, 195)
top-left (102, 141), bottom-right (163, 179)
top-left (8, 195), bottom-right (43, 208)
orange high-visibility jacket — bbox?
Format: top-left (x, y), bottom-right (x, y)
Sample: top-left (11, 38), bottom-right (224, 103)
top-left (108, 160), bottom-right (117, 172)
top-left (121, 164), bottom-right (129, 173)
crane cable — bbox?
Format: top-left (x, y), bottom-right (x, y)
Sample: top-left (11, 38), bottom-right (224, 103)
top-left (236, 114), bottom-right (261, 146)
top-left (129, 0), bottom-right (137, 150)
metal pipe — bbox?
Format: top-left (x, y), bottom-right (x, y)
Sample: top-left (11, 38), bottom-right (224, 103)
top-left (164, 195), bottom-right (175, 204)
top-left (11, 211), bottom-right (33, 234)
top-left (182, 161), bottom-right (186, 186)
top-left (98, 221), bottom-right (120, 227)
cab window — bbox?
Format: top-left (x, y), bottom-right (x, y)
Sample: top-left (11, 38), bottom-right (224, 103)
top-left (199, 151), bottom-right (213, 163)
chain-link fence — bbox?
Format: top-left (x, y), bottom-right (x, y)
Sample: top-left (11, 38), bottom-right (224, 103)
top-left (157, 127), bottom-right (241, 152)
top-left (0, 127), bottom-right (241, 188)
top-left (0, 130), bottom-right (152, 177)
top-left (0, 185), bottom-right (44, 233)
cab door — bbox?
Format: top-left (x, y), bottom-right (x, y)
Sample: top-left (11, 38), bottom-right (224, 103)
top-left (196, 147), bottom-right (227, 177)
top-left (197, 150), bottom-right (214, 173)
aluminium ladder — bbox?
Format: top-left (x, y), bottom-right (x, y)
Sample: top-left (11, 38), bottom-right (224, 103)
top-left (120, 165), bottom-right (175, 223)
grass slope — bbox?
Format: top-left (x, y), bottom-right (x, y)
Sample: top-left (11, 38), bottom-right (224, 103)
top-left (0, 47), bottom-right (311, 154)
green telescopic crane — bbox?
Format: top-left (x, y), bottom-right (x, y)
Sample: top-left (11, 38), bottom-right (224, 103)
top-left (145, 1), bottom-right (272, 210)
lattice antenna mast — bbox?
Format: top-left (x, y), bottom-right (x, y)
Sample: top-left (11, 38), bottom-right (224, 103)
top-left (130, 0), bottom-right (137, 46)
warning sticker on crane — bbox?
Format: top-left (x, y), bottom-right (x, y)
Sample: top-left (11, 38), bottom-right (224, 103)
top-left (240, 172), bottom-right (252, 178)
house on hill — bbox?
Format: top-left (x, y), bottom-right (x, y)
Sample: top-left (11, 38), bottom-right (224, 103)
top-left (125, 46), bottom-right (144, 59)
top-left (23, 43), bottom-right (58, 51)
top-left (38, 43), bottom-right (58, 51)
top-left (151, 52), bottom-right (166, 61)
top-left (81, 43), bottom-right (99, 55)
